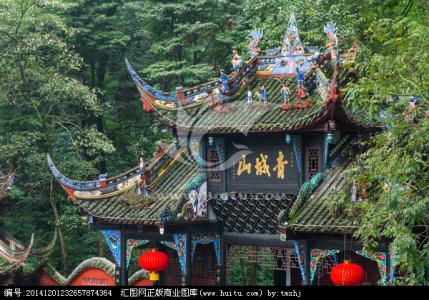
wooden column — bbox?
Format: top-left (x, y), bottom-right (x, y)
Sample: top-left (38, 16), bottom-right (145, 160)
top-left (120, 226), bottom-right (128, 286)
top-left (185, 229), bottom-right (192, 285)
top-left (305, 238), bottom-right (311, 286)
top-left (220, 233), bottom-right (227, 286)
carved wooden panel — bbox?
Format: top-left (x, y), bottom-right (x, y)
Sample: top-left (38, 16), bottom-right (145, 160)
top-left (208, 147), bottom-right (221, 183)
top-left (306, 147), bottom-right (320, 180)
top-left (162, 247), bottom-right (182, 286)
top-left (192, 244), bottom-right (216, 286)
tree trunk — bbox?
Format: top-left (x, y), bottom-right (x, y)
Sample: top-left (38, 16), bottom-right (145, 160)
top-left (98, 231), bottom-right (105, 257)
top-left (49, 179), bottom-right (69, 275)
top-left (246, 246), bottom-right (258, 285)
top-left (95, 55), bottom-right (107, 174)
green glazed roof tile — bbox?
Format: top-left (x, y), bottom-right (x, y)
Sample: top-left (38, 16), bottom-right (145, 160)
top-left (72, 147), bottom-right (199, 225)
top-left (288, 159), bottom-right (358, 233)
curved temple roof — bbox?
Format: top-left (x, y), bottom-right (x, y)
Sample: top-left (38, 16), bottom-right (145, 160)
top-left (41, 257), bottom-right (150, 285)
top-left (0, 230), bottom-right (57, 277)
top-left (126, 11), bottom-right (374, 135)
top-left (286, 158), bottom-right (359, 234)
top-left (47, 143), bottom-right (183, 199)
top-left (49, 145), bottom-right (199, 225)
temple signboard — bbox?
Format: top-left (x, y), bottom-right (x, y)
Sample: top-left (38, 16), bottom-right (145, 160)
top-left (226, 137), bottom-right (300, 193)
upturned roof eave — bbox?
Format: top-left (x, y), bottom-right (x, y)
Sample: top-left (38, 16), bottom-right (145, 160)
top-left (171, 101), bottom-right (382, 136)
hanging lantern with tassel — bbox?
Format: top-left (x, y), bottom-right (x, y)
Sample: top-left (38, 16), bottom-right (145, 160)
top-left (330, 260), bottom-right (365, 286)
top-left (139, 248), bottom-right (169, 281)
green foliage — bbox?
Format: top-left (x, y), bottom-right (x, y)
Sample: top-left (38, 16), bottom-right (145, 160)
top-left (124, 0), bottom-right (246, 88)
top-left (22, 256), bottom-right (40, 274)
top-left (342, 1), bottom-right (429, 285)
top-left (227, 246), bottom-right (274, 286)
top-left (0, 0), bottom-right (108, 273)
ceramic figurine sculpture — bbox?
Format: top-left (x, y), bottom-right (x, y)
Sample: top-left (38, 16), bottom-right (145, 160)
top-left (282, 85), bottom-right (291, 103)
top-left (324, 22), bottom-right (338, 60)
top-left (261, 85), bottom-right (268, 108)
top-left (282, 9), bottom-right (303, 55)
top-left (247, 29), bottom-right (263, 57)
top-left (231, 49), bottom-right (243, 72)
top-left (219, 70), bottom-right (229, 92)
top-left (296, 68), bottom-right (305, 86)
top-left (296, 86), bottom-right (306, 102)
top-left (247, 87), bottom-right (253, 109)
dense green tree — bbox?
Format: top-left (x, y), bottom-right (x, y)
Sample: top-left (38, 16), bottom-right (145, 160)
top-left (124, 0), bottom-right (246, 89)
top-left (0, 0), bottom-right (114, 274)
top-left (343, 0), bottom-right (429, 285)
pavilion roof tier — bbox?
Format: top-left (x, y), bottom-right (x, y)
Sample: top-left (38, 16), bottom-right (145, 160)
top-left (50, 146), bottom-right (200, 225)
top-left (47, 142), bottom-right (185, 199)
top-left (0, 230), bottom-right (56, 277)
top-left (125, 10), bottom-right (379, 135)
top-left (282, 156), bottom-right (360, 235)
top-left (128, 63), bottom-right (379, 135)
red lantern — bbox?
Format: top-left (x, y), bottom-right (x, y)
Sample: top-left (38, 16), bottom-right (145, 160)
top-left (330, 260), bottom-right (365, 286)
top-left (139, 248), bottom-right (170, 281)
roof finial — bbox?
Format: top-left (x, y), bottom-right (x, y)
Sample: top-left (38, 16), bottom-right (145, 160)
top-left (324, 22), bottom-right (338, 60)
top-left (324, 22), bottom-right (341, 104)
top-left (282, 8), bottom-right (304, 55)
top-left (247, 29), bottom-right (263, 58)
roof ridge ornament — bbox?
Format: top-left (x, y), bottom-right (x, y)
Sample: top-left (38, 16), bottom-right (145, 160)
top-left (247, 29), bottom-right (263, 58)
top-left (324, 22), bottom-right (338, 61)
top-left (323, 22), bottom-right (341, 104)
top-left (282, 9), bottom-right (304, 55)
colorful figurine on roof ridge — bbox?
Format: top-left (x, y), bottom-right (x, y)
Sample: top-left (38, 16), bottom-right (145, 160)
top-left (231, 49), bottom-right (243, 72)
top-left (247, 29), bottom-right (263, 58)
top-left (296, 68), bottom-right (305, 86)
top-left (294, 86), bottom-right (312, 109)
top-left (261, 86), bottom-right (268, 108)
top-left (282, 9), bottom-right (303, 55)
top-left (219, 70), bottom-right (229, 92)
top-left (324, 22), bottom-right (338, 61)
top-left (247, 87), bottom-right (253, 110)
top-left (280, 84), bottom-right (293, 111)
top-left (257, 85), bottom-right (269, 109)
top-left (282, 85), bottom-right (291, 103)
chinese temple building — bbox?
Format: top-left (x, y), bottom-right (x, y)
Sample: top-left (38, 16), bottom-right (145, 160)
top-left (48, 12), bottom-right (396, 286)
top-left (0, 230), bottom-right (57, 286)
top-left (0, 172), bottom-right (57, 286)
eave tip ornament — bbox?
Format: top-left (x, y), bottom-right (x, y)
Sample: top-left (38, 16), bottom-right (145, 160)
top-left (247, 29), bottom-right (263, 58)
top-left (324, 22), bottom-right (338, 60)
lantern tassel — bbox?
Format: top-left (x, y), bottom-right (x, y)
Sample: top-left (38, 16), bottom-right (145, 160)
top-left (150, 271), bottom-right (160, 281)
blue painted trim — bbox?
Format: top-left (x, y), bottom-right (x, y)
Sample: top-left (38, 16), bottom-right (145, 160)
top-left (292, 137), bottom-right (302, 173)
top-left (293, 240), bottom-right (307, 285)
top-left (323, 134), bottom-right (333, 169)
